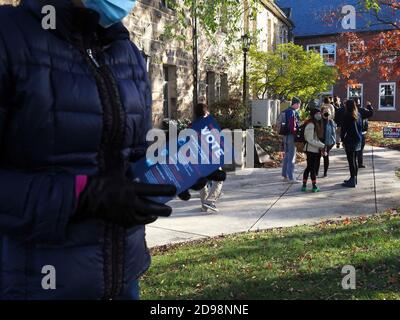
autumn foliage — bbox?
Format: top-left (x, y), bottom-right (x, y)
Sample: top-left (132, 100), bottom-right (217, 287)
top-left (336, 1), bottom-right (400, 83)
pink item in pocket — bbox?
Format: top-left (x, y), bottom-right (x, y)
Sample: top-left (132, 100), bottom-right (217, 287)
top-left (75, 175), bottom-right (88, 200)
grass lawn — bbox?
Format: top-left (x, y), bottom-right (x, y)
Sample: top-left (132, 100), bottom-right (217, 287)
top-left (367, 121), bottom-right (400, 151)
top-left (142, 211), bottom-right (400, 300)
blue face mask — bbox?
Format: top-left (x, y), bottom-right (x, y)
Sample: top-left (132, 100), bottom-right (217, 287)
top-left (82, 0), bottom-right (137, 28)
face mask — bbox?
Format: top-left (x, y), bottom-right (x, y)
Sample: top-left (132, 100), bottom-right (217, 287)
top-left (314, 113), bottom-right (322, 121)
top-left (82, 0), bottom-right (137, 28)
top-left (324, 112), bottom-right (330, 119)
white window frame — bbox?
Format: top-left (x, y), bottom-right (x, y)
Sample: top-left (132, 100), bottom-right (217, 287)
top-left (379, 82), bottom-right (396, 111)
top-left (348, 41), bottom-right (365, 64)
top-left (347, 84), bottom-right (364, 107)
top-left (379, 39), bottom-right (397, 64)
top-left (307, 43), bottom-right (337, 66)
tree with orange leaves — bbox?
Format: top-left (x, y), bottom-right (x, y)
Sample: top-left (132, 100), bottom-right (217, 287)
top-left (336, 1), bottom-right (400, 83)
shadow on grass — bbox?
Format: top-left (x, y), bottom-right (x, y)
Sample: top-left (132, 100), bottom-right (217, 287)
top-left (143, 216), bottom-right (400, 300)
top-left (171, 255), bottom-right (400, 300)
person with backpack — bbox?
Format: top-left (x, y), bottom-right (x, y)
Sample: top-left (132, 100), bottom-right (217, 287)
top-left (280, 97), bottom-right (301, 183)
top-left (357, 101), bottom-right (374, 168)
top-left (301, 107), bottom-right (326, 193)
top-left (316, 104), bottom-right (337, 177)
top-left (341, 99), bottom-right (363, 188)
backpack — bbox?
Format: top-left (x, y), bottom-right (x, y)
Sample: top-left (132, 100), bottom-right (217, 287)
top-left (294, 123), bottom-right (307, 152)
top-left (295, 122), bottom-right (306, 143)
top-left (276, 109), bottom-right (289, 135)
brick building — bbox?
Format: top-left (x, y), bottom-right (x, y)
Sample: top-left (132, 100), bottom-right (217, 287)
top-left (277, 0), bottom-right (400, 122)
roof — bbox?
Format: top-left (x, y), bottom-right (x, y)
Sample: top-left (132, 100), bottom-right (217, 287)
top-left (276, 0), bottom-right (399, 37)
top-left (261, 0), bottom-right (294, 28)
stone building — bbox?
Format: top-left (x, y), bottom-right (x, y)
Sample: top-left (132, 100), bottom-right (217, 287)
top-left (126, 0), bottom-right (292, 126)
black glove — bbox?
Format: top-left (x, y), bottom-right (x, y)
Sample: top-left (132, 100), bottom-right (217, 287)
top-left (73, 174), bottom-right (177, 228)
top-left (178, 169), bottom-right (226, 201)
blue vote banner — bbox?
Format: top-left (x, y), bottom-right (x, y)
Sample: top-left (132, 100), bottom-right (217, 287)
top-left (132, 115), bottom-right (228, 204)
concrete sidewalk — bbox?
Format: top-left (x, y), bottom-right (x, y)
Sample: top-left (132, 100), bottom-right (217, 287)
top-left (146, 145), bottom-right (400, 248)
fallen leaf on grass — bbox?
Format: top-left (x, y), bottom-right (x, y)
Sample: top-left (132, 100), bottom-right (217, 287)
top-left (265, 262), bottom-right (273, 270)
top-left (343, 218), bottom-right (352, 225)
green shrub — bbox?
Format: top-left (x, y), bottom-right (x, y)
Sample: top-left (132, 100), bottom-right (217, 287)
top-left (212, 99), bottom-right (246, 130)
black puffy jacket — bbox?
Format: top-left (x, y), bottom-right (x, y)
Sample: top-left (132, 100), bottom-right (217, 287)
top-left (0, 0), bottom-right (152, 299)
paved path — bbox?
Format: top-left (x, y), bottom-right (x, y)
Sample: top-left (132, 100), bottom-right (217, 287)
top-left (146, 145), bottom-right (400, 248)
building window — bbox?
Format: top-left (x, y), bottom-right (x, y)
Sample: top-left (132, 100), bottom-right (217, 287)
top-left (280, 28), bottom-right (288, 44)
top-left (163, 65), bottom-right (177, 119)
top-left (319, 86), bottom-right (334, 102)
top-left (220, 3), bottom-right (228, 33)
top-left (307, 43), bottom-right (336, 65)
top-left (347, 84), bottom-right (364, 107)
top-left (267, 19), bottom-right (272, 51)
top-left (206, 71), bottom-right (216, 107)
top-left (161, 0), bottom-right (176, 11)
top-left (379, 82), bottom-right (396, 110)
top-left (220, 73), bottom-right (229, 101)
top-left (348, 41), bottom-right (365, 64)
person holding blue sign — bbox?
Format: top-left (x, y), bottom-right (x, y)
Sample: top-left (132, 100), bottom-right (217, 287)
top-left (0, 0), bottom-right (213, 300)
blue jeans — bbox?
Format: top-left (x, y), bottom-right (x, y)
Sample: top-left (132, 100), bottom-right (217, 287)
top-left (282, 134), bottom-right (296, 180)
top-left (117, 280), bottom-right (140, 300)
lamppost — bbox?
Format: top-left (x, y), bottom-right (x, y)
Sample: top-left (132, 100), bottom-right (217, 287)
top-left (192, 0), bottom-right (199, 115)
top-left (242, 34), bottom-right (251, 128)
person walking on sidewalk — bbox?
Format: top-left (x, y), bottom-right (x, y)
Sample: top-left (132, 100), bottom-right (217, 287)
top-left (302, 107), bottom-right (326, 192)
top-left (194, 103), bottom-right (225, 213)
top-left (282, 97), bottom-right (301, 183)
top-left (316, 104), bottom-right (337, 177)
top-left (341, 99), bottom-right (363, 188)
top-left (200, 180), bottom-right (224, 213)
top-left (357, 101), bottom-right (374, 168)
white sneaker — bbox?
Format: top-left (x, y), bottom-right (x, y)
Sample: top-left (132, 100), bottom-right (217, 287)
top-left (203, 202), bottom-right (219, 212)
top-left (288, 179), bottom-right (301, 184)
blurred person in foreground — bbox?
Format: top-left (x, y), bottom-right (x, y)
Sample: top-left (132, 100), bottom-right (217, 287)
top-left (0, 0), bottom-right (227, 300)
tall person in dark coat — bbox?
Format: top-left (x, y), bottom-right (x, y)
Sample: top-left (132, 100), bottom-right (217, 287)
top-left (0, 0), bottom-right (183, 299)
top-left (341, 99), bottom-right (363, 188)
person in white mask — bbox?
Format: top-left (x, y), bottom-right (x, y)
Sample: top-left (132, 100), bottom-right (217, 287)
top-left (301, 107), bottom-right (326, 193)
